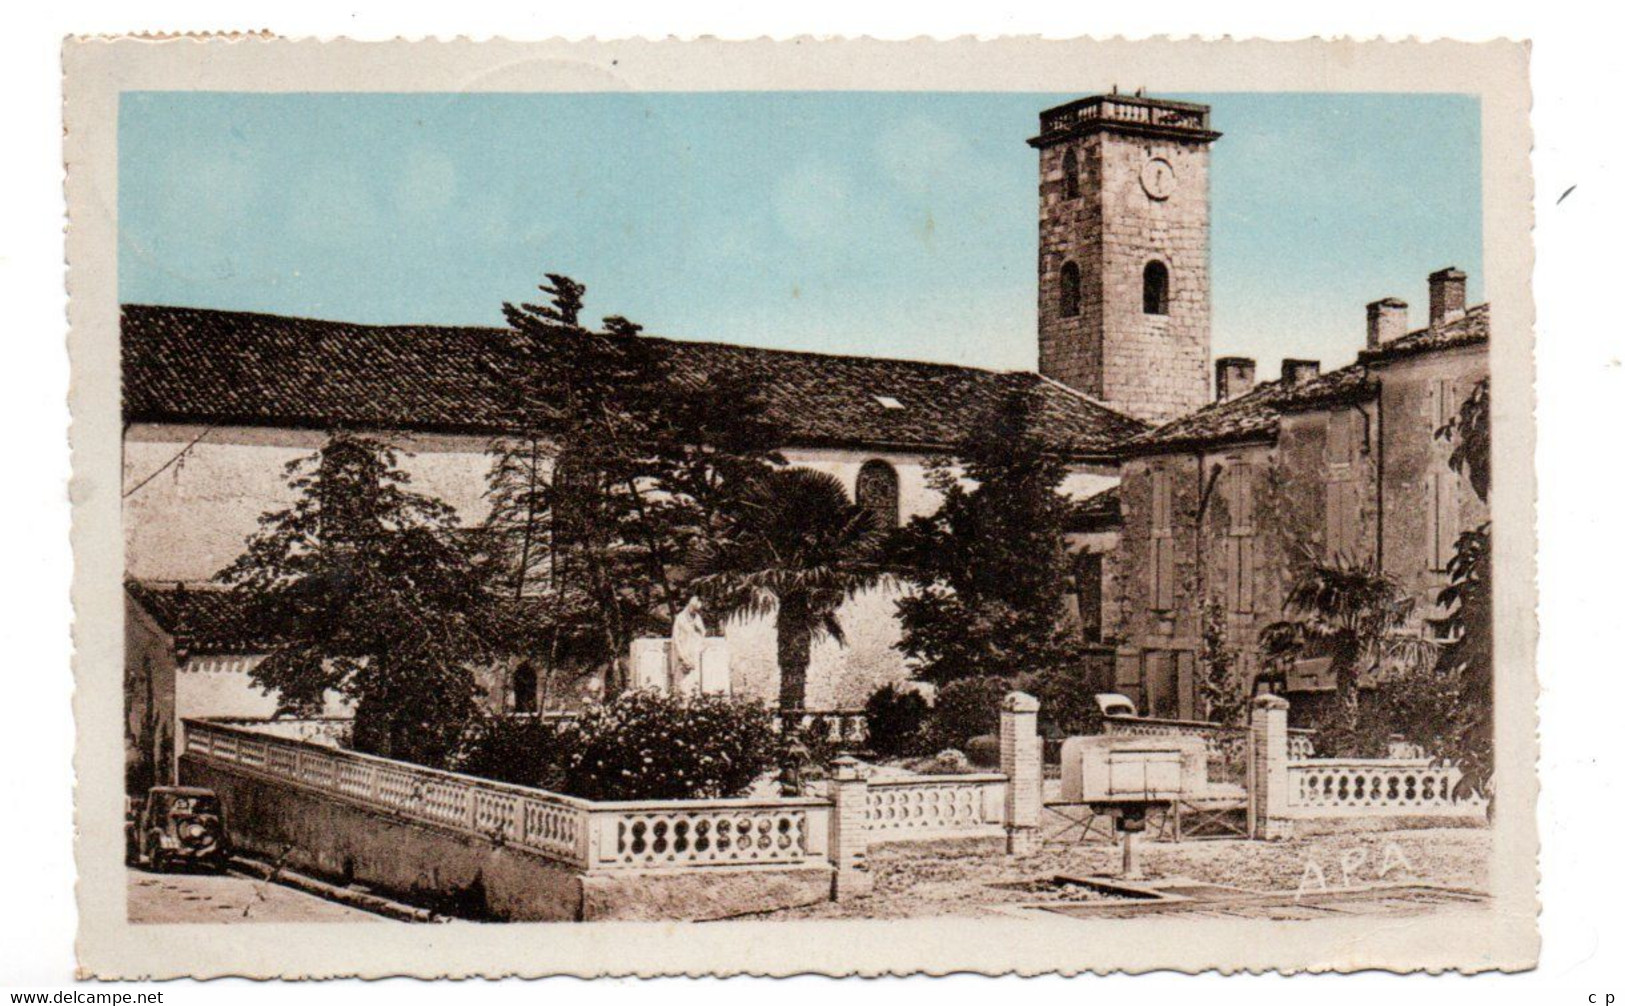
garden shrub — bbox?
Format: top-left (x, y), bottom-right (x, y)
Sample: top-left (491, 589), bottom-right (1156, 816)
top-left (1018, 665), bottom-right (1104, 739)
top-left (454, 713), bottom-right (569, 792)
top-left (863, 683), bottom-right (931, 757)
top-left (556, 689), bottom-right (779, 801)
top-left (926, 675), bottom-right (1011, 750)
top-left (964, 734), bottom-right (999, 768)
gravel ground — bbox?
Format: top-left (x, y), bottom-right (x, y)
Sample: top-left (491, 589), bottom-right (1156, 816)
top-left (770, 825), bottom-right (1490, 920)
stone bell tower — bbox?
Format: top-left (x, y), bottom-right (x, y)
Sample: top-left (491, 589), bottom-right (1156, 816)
top-left (1030, 93), bottom-right (1220, 424)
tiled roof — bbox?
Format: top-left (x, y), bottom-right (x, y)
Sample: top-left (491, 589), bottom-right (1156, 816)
top-left (1068, 485), bottom-right (1121, 531)
top-left (126, 581), bottom-right (274, 656)
top-left (1119, 377), bottom-right (1304, 455)
top-left (1358, 303), bottom-right (1490, 362)
top-left (122, 305), bottom-right (1147, 457)
top-left (1124, 303), bottom-right (1489, 454)
top-left (127, 579), bottom-right (553, 657)
top-left (1271, 364), bottom-right (1378, 413)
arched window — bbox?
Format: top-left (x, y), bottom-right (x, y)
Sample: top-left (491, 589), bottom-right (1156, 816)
top-left (512, 661), bottom-right (538, 714)
top-left (1143, 260), bottom-right (1170, 315)
top-left (855, 460), bottom-right (900, 530)
top-left (1061, 147), bottom-right (1080, 200)
top-left (1059, 261), bottom-right (1082, 318)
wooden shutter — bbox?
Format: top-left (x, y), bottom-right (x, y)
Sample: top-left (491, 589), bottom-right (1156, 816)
top-left (1325, 481), bottom-right (1343, 558)
top-left (1149, 469), bottom-right (1175, 610)
top-left (1326, 411), bottom-right (1351, 465)
top-left (1430, 470), bottom-right (1458, 570)
top-left (1151, 470), bottom-right (1171, 531)
top-left (1426, 472), bottom-right (1442, 570)
top-left (1115, 652), bottom-right (1144, 708)
top-left (1154, 537), bottom-right (1176, 610)
top-left (1237, 536), bottom-right (1256, 613)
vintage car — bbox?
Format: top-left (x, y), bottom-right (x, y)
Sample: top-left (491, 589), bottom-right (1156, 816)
top-left (127, 786), bottom-right (230, 873)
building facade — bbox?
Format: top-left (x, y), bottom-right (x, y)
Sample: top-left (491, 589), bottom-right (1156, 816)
top-left (1107, 276), bottom-right (1490, 720)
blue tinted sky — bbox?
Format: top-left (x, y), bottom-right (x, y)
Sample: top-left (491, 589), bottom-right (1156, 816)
top-left (119, 91), bottom-right (1481, 375)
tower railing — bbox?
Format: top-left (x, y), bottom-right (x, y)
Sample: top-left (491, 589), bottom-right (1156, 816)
top-left (1036, 95), bottom-right (1212, 143)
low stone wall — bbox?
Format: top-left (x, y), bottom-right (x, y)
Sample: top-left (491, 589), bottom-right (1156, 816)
top-left (863, 774), bottom-right (1007, 844)
top-left (1281, 759), bottom-right (1486, 824)
top-left (1249, 696), bottom-right (1487, 838)
top-left (181, 754), bottom-right (587, 920)
top-left (178, 695), bottom-right (1050, 919)
top-left (180, 719), bottom-right (833, 921)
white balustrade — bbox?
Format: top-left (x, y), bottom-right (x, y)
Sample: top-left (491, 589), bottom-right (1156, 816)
top-left (1286, 759), bottom-right (1483, 817)
top-left (181, 718), bottom-right (830, 874)
top-left (863, 775), bottom-right (1007, 840)
top-left (586, 800), bottom-right (827, 870)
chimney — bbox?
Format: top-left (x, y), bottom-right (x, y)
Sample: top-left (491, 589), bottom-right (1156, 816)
top-left (1428, 267), bottom-right (1467, 327)
top-left (1215, 357), bottom-right (1256, 403)
top-left (1281, 358), bottom-right (1320, 387)
top-left (1366, 297), bottom-right (1409, 348)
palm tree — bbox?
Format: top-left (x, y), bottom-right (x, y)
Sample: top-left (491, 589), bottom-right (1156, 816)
top-left (688, 468), bottom-right (892, 711)
top-left (1260, 554), bottom-right (1432, 738)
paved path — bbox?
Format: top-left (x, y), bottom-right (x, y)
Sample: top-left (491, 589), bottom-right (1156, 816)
top-left (128, 867), bottom-right (389, 924)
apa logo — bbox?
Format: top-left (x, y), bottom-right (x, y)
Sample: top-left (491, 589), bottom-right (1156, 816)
top-left (1294, 841), bottom-right (1417, 901)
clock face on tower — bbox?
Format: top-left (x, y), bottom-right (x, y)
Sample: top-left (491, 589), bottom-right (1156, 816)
top-left (1140, 157), bottom-right (1176, 200)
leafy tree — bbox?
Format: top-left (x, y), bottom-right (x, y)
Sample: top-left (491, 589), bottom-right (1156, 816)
top-left (508, 273), bottom-right (585, 328)
top-left (485, 273), bottom-right (784, 695)
top-left (216, 433), bottom-right (495, 767)
top-left (1260, 554), bottom-right (1431, 742)
top-left (890, 390), bottom-right (1087, 685)
top-left (688, 467), bottom-right (890, 710)
top-left (1430, 376), bottom-right (1493, 798)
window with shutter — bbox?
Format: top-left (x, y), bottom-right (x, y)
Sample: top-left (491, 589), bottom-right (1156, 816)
top-left (1326, 411), bottom-right (1349, 466)
top-left (1236, 536), bottom-right (1256, 614)
top-left (1223, 464), bottom-right (1256, 614)
top-left (1429, 470), bottom-right (1458, 571)
top-left (1430, 377), bottom-right (1455, 429)
top-left (1324, 477), bottom-right (1361, 560)
top-left (1149, 470), bottom-right (1176, 611)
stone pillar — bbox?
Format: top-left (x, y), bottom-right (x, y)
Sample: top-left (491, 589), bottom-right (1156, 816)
top-left (1250, 693), bottom-right (1294, 840)
top-left (827, 755), bottom-right (873, 901)
top-left (1000, 692), bottom-right (1043, 855)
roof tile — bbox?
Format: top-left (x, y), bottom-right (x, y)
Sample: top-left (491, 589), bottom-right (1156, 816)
top-left (122, 305), bottom-right (1146, 456)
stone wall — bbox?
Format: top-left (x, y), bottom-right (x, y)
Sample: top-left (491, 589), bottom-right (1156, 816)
top-left (1374, 345), bottom-right (1491, 626)
top-left (181, 753), bottom-right (832, 921)
top-left (124, 592), bottom-right (178, 788)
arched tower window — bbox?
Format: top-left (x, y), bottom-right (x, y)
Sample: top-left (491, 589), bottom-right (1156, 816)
top-left (1143, 260), bottom-right (1170, 315)
top-left (512, 661), bottom-right (538, 714)
top-left (1059, 261), bottom-right (1082, 318)
top-left (855, 460), bottom-right (900, 530)
top-left (1061, 147), bottom-right (1080, 200)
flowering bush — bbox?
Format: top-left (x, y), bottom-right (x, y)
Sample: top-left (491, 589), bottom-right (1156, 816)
top-left (555, 690), bottom-right (779, 801)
